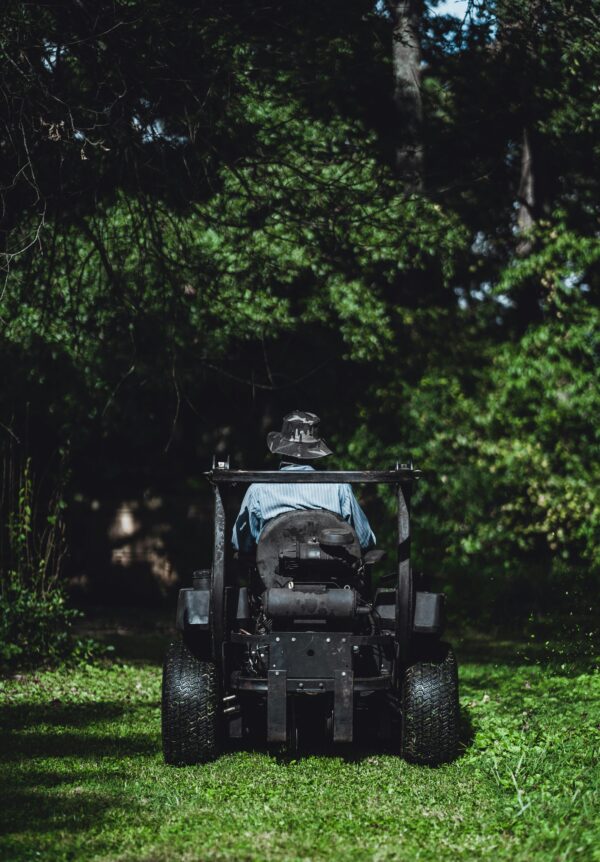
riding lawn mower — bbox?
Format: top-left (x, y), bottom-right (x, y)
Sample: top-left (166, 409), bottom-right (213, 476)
top-left (161, 462), bottom-right (459, 765)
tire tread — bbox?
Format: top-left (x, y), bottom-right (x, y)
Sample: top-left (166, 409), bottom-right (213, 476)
top-left (401, 643), bottom-right (459, 765)
top-left (161, 640), bottom-right (219, 765)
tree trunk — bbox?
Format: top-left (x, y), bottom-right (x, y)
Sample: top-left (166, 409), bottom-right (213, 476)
top-left (516, 126), bottom-right (535, 255)
top-left (391, 0), bottom-right (423, 189)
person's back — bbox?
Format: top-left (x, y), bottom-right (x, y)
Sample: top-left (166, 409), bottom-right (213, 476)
top-left (232, 411), bottom-right (375, 553)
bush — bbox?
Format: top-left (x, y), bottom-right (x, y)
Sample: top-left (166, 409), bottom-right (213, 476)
top-left (0, 454), bottom-right (83, 668)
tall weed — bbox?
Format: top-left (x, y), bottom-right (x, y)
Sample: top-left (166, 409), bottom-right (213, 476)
top-left (0, 452), bottom-right (80, 667)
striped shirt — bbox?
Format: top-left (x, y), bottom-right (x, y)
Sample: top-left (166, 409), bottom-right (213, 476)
top-left (231, 463), bottom-right (376, 552)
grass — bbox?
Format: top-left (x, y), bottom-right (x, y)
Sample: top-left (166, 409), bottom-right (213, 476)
top-left (0, 624), bottom-right (599, 862)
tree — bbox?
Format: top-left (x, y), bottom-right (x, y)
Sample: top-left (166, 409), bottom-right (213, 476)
top-left (1, 0), bottom-right (598, 618)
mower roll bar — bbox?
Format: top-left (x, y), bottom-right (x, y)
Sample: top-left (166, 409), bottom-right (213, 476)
top-left (205, 467), bottom-right (422, 484)
top-left (204, 463), bottom-right (421, 676)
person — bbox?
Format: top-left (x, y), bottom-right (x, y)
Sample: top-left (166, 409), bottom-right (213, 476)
top-left (232, 410), bottom-right (375, 553)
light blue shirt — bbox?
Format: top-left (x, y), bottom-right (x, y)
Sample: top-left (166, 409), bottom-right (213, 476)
top-left (232, 464), bottom-right (376, 552)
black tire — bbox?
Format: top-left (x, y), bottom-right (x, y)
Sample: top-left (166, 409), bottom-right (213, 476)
top-left (400, 643), bottom-right (459, 765)
top-left (161, 640), bottom-right (219, 765)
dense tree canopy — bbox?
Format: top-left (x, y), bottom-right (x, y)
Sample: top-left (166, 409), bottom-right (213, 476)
top-left (1, 0), bottom-right (599, 615)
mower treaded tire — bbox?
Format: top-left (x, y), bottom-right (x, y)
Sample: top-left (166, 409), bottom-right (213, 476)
top-left (400, 643), bottom-right (459, 765)
top-left (162, 640), bottom-right (219, 765)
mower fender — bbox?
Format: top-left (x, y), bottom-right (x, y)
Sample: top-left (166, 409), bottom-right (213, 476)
top-left (176, 588), bottom-right (210, 630)
top-left (376, 588), bottom-right (444, 636)
top-left (413, 591), bottom-right (445, 635)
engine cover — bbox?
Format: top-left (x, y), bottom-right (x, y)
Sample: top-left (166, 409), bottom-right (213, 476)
top-left (255, 510), bottom-right (361, 590)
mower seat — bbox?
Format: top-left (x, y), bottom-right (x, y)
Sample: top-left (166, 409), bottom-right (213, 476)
top-left (256, 509), bottom-right (361, 591)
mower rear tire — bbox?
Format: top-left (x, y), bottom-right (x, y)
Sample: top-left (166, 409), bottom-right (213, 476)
top-left (162, 640), bottom-right (219, 765)
top-left (400, 643), bottom-right (459, 765)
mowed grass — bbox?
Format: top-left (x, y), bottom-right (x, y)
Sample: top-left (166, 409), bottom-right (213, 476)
top-left (1, 634), bottom-right (599, 862)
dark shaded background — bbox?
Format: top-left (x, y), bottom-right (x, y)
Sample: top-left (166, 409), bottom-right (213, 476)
top-left (2, 0), bottom-right (599, 627)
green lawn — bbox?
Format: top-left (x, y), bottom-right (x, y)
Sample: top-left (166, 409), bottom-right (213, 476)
top-left (1, 631), bottom-right (599, 862)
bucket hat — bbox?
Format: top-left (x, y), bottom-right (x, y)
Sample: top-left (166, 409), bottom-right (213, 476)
top-left (267, 410), bottom-right (332, 460)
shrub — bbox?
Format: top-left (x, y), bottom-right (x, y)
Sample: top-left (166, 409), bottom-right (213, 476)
top-left (0, 454), bottom-right (82, 668)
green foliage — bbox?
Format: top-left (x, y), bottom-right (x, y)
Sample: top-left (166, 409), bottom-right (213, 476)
top-left (2, 106), bottom-right (465, 379)
top-left (466, 305), bottom-right (600, 572)
top-left (497, 216), bottom-right (600, 299)
top-left (0, 586), bottom-right (78, 667)
top-left (0, 645), bottom-right (598, 861)
top-left (0, 457), bottom-right (87, 668)
top-left (347, 268), bottom-right (600, 614)
top-left (0, 0), bottom-right (599, 620)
